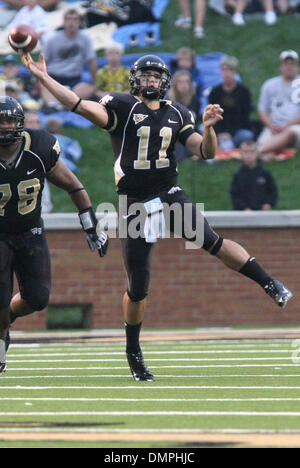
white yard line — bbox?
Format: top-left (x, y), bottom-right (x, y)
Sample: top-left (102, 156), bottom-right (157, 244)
top-left (6, 350), bottom-right (293, 357)
top-left (0, 428), bottom-right (299, 434)
top-left (6, 357), bottom-right (295, 363)
top-left (0, 428), bottom-right (298, 434)
top-left (9, 339), bottom-right (296, 346)
top-left (5, 365), bottom-right (300, 370)
top-left (9, 344), bottom-right (288, 353)
top-left (0, 385), bottom-right (300, 390)
top-left (0, 411), bottom-right (300, 416)
top-left (2, 374), bottom-right (300, 380)
top-left (5, 364), bottom-right (300, 369)
top-left (2, 397), bottom-right (300, 402)
top-left (11, 342), bottom-right (285, 347)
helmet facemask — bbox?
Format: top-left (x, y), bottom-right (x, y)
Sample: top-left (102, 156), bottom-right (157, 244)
top-left (135, 69), bottom-right (170, 100)
top-left (0, 116), bottom-right (24, 147)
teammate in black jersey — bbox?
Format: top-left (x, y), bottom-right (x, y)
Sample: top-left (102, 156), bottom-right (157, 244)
top-left (22, 53), bottom-right (293, 382)
top-left (0, 96), bottom-right (108, 375)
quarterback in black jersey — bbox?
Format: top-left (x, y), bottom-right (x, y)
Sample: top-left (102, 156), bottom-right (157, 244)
top-left (0, 96), bottom-right (108, 375)
top-left (22, 52), bottom-right (293, 382)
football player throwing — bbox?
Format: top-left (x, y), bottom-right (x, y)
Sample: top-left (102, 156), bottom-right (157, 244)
top-left (21, 52), bottom-right (293, 382)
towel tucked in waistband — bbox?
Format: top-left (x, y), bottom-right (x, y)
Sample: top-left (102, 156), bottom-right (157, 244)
top-left (143, 197), bottom-right (165, 243)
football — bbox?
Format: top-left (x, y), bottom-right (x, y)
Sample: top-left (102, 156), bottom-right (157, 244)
top-left (8, 25), bottom-right (38, 54)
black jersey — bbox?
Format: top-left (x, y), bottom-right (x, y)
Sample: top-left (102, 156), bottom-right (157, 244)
top-left (0, 129), bottom-right (60, 234)
top-left (101, 93), bottom-right (196, 199)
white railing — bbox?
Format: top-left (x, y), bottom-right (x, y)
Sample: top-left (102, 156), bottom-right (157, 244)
top-left (43, 210), bottom-right (300, 230)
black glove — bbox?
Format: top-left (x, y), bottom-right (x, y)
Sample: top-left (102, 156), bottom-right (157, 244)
top-left (78, 207), bottom-right (109, 258)
top-left (86, 230), bottom-right (109, 258)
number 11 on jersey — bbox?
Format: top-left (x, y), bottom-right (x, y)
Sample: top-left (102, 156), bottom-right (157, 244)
top-left (134, 126), bottom-right (172, 170)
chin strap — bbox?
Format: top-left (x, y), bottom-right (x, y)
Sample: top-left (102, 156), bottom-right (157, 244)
top-left (141, 87), bottom-right (160, 100)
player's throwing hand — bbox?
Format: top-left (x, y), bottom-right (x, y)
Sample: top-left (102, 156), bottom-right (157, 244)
top-left (21, 52), bottom-right (48, 81)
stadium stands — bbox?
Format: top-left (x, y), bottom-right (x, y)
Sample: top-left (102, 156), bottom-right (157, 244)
top-left (0, 51), bottom-right (226, 128)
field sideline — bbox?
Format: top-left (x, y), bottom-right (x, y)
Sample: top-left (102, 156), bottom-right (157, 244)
top-left (1, 329), bottom-right (300, 448)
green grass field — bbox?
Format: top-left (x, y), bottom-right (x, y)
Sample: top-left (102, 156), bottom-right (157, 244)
top-left (1, 334), bottom-right (300, 448)
top-left (1, 2), bottom-right (299, 452)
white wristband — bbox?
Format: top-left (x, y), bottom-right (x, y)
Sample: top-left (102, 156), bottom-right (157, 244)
top-left (79, 209), bottom-right (96, 231)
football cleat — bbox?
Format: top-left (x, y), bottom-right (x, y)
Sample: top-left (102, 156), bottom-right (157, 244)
top-left (126, 350), bottom-right (154, 382)
top-left (0, 362), bottom-right (6, 375)
top-left (264, 279), bottom-right (293, 308)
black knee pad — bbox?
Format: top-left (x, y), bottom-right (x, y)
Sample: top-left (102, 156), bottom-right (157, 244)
top-left (201, 218), bottom-right (219, 251)
top-left (209, 236), bottom-right (224, 256)
top-left (24, 286), bottom-right (50, 312)
top-left (127, 289), bottom-right (148, 303)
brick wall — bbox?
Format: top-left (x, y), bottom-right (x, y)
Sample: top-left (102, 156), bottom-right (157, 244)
top-left (14, 223), bottom-right (300, 330)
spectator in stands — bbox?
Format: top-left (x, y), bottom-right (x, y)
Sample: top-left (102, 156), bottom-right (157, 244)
top-left (94, 43), bottom-right (130, 99)
top-left (260, 124), bottom-right (300, 156)
top-left (4, 80), bottom-right (22, 101)
top-left (208, 55), bottom-right (254, 150)
top-left (277, 0), bottom-right (300, 14)
top-left (174, 0), bottom-right (207, 38)
top-left (3, 0), bottom-right (60, 10)
top-left (257, 50), bottom-right (300, 161)
top-left (5, 80), bottom-right (27, 105)
top-left (231, 140), bottom-right (278, 211)
top-left (24, 111), bottom-right (53, 213)
top-left (170, 47), bottom-right (203, 95)
top-left (0, 55), bottom-right (25, 91)
top-left (24, 110), bottom-right (41, 128)
top-left (45, 117), bottom-right (82, 173)
top-left (40, 8), bottom-right (98, 110)
top-left (0, 54), bottom-right (40, 104)
top-left (224, 0), bottom-right (238, 14)
top-left (0, 55), bottom-right (41, 110)
top-left (7, 0), bottom-right (50, 44)
top-left (231, 0), bottom-right (277, 25)
top-left (0, 2), bottom-right (18, 29)
top-left (6, 84), bottom-right (40, 111)
top-left (168, 70), bottom-right (202, 161)
top-left (168, 70), bottom-right (201, 128)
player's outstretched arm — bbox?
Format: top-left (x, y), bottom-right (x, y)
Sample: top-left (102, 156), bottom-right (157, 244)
top-left (185, 104), bottom-right (223, 160)
top-left (21, 52), bottom-right (109, 128)
top-left (47, 160), bottom-right (108, 258)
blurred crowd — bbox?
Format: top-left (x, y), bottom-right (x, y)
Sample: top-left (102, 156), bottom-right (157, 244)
top-left (0, 0), bottom-right (299, 212)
